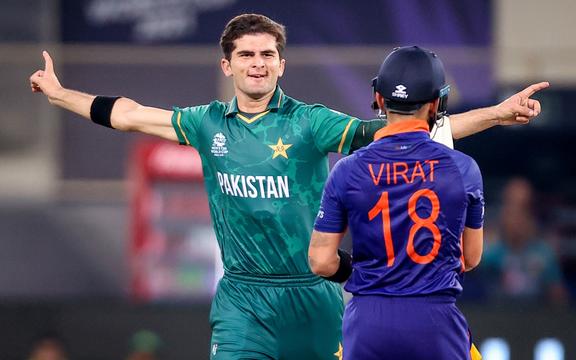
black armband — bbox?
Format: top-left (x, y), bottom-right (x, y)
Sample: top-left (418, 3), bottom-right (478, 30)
top-left (322, 249), bottom-right (353, 283)
top-left (90, 96), bottom-right (121, 128)
top-left (350, 119), bottom-right (387, 152)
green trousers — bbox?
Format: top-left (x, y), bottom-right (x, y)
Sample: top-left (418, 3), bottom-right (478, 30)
top-left (209, 273), bottom-right (344, 360)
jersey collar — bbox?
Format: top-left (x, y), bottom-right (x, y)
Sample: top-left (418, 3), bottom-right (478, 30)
top-left (373, 119), bottom-right (430, 141)
top-left (225, 86), bottom-right (285, 117)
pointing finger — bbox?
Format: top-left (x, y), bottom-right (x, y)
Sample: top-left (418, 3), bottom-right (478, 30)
top-left (519, 82), bottom-right (550, 98)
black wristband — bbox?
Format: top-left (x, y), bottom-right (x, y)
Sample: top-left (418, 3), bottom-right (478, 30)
top-left (90, 96), bottom-right (121, 128)
top-left (322, 249), bottom-right (353, 283)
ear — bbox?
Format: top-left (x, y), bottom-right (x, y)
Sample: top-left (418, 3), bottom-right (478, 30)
top-left (278, 58), bottom-right (286, 78)
top-left (220, 58), bottom-right (233, 77)
top-left (428, 98), bottom-right (440, 117)
top-left (375, 92), bottom-right (386, 111)
top-left (425, 99), bottom-right (440, 130)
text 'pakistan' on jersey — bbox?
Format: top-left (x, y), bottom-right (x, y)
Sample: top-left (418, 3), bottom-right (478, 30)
top-left (171, 87), bottom-right (359, 276)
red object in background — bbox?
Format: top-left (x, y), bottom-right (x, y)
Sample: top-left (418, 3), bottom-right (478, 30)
top-left (129, 140), bottom-right (219, 302)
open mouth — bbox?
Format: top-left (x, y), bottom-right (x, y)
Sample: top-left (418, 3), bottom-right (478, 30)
top-left (249, 74), bottom-right (267, 79)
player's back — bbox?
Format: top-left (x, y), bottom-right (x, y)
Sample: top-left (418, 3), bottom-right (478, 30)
top-left (333, 123), bottom-right (482, 297)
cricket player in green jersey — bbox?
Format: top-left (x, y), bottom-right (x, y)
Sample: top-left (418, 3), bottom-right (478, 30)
top-left (30, 13), bottom-right (548, 360)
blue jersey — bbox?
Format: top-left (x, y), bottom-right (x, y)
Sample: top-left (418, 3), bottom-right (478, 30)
top-left (314, 119), bottom-right (484, 297)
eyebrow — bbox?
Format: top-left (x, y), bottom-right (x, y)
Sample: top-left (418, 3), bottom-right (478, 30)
top-left (236, 50), bottom-right (277, 56)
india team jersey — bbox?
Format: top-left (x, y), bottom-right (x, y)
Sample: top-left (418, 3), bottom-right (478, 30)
top-left (315, 119), bottom-right (484, 296)
top-left (171, 87), bottom-right (359, 276)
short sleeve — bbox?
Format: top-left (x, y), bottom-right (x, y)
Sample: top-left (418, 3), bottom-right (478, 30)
top-left (307, 105), bottom-right (360, 155)
top-left (462, 158), bottom-right (485, 229)
top-left (171, 105), bottom-right (210, 148)
top-left (314, 159), bottom-right (349, 233)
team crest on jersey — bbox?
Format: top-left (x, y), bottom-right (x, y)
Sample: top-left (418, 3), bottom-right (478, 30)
top-left (211, 132), bottom-right (228, 157)
top-left (268, 137), bottom-right (292, 159)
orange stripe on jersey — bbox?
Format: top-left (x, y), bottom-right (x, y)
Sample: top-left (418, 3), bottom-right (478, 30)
top-left (338, 118), bottom-right (356, 153)
top-left (373, 119), bottom-right (429, 141)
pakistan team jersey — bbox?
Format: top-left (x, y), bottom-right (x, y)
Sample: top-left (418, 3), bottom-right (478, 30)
top-left (171, 87), bottom-right (359, 276)
top-left (315, 119), bottom-right (484, 296)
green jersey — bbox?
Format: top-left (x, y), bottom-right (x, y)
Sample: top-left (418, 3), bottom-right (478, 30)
top-left (172, 87), bottom-right (359, 276)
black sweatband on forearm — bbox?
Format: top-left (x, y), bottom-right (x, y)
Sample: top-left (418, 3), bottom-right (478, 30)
top-left (350, 119), bottom-right (387, 153)
top-left (90, 96), bottom-right (121, 128)
top-left (322, 249), bottom-right (353, 283)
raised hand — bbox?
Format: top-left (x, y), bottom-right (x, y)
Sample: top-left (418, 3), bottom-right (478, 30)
top-left (495, 82), bottom-right (550, 125)
top-left (29, 51), bottom-right (63, 101)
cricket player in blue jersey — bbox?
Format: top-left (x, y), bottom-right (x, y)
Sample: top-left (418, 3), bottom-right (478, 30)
top-left (309, 46), bottom-right (486, 359)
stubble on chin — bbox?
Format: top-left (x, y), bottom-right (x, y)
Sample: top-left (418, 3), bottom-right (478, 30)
top-left (242, 84), bottom-right (276, 100)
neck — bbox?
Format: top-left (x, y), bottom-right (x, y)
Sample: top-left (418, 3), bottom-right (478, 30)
top-left (236, 89), bottom-right (275, 113)
top-left (386, 113), bottom-right (424, 125)
top-left (386, 103), bottom-right (431, 125)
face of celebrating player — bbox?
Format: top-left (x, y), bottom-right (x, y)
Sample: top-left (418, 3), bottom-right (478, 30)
top-left (221, 33), bottom-right (285, 103)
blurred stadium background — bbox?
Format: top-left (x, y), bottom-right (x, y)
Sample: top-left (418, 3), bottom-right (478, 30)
top-left (1, 0), bottom-right (575, 359)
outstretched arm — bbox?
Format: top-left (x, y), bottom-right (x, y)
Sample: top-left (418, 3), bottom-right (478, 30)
top-left (450, 82), bottom-right (549, 139)
top-left (349, 82), bottom-right (549, 152)
top-left (30, 51), bottom-right (177, 141)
